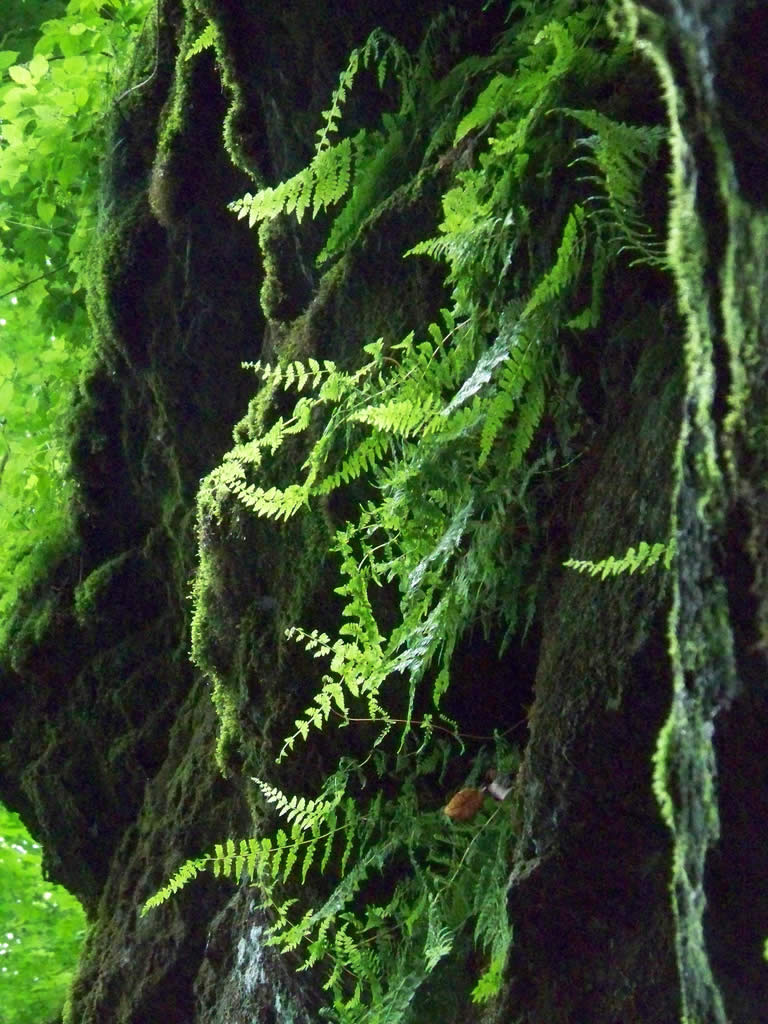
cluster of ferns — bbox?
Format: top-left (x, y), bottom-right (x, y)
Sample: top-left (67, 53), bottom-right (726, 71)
top-left (144, 3), bottom-right (668, 1020)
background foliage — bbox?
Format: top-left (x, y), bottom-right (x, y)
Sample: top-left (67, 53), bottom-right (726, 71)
top-left (0, 0), bottom-right (150, 650)
top-left (0, 804), bottom-right (86, 1024)
top-left (0, 1), bottom-right (148, 1017)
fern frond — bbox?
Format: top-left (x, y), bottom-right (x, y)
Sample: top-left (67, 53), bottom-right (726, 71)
top-left (441, 324), bottom-right (518, 417)
top-left (141, 856), bottom-right (207, 914)
top-left (228, 480), bottom-right (309, 521)
top-left (564, 539), bottom-right (675, 579)
top-left (282, 823), bottom-right (302, 882)
top-left (317, 127), bottom-right (405, 264)
top-left (313, 431), bottom-right (393, 495)
top-left (471, 954), bottom-right (506, 1004)
top-left (230, 136), bottom-right (355, 227)
top-left (522, 204), bottom-right (586, 317)
top-left (453, 73), bottom-right (518, 143)
top-left (312, 136), bottom-right (354, 213)
top-left (478, 337), bottom-right (541, 466)
top-left (507, 374), bottom-right (545, 470)
top-left (253, 776), bottom-right (336, 832)
top-left (315, 28), bottom-right (409, 152)
top-left (350, 393), bottom-right (440, 438)
top-left (424, 896), bottom-right (454, 969)
top-left (244, 355), bottom-right (335, 388)
top-left (563, 108), bottom-right (667, 265)
top-left (185, 21), bottom-right (216, 61)
top-left (266, 906), bottom-right (317, 953)
top-left (407, 499), bottom-right (473, 593)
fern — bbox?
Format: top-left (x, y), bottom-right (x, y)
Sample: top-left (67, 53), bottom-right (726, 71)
top-left (470, 811), bottom-right (514, 1001)
top-left (564, 539), bottom-right (676, 579)
top-left (524, 205), bottom-right (587, 316)
top-left (142, 857), bottom-right (208, 912)
top-left (315, 29), bottom-right (410, 153)
top-left (185, 21), bottom-right (216, 62)
top-left (254, 776), bottom-right (338, 832)
top-left (228, 28), bottom-right (412, 245)
top-left (562, 108), bottom-right (667, 266)
top-left (148, 5), bottom-right (670, 1020)
top-left (230, 136), bottom-right (355, 227)
top-left (141, 785), bottom-right (360, 913)
top-left (144, 743), bottom-right (518, 1021)
top-left (477, 329), bottom-right (540, 467)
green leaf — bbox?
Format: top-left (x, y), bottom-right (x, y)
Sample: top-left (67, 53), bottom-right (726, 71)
top-left (8, 65), bottom-right (33, 85)
top-left (57, 154), bottom-right (81, 187)
top-left (28, 54), bottom-right (49, 80)
top-left (37, 197), bottom-right (56, 224)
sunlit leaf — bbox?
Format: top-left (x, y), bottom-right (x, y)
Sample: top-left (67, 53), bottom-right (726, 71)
top-left (8, 65), bottom-right (32, 86)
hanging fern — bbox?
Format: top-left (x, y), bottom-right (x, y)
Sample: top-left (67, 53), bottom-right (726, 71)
top-left (147, 4), bottom-right (669, 1020)
top-left (564, 539), bottom-right (675, 579)
top-left (315, 28), bottom-right (411, 153)
top-left (563, 107), bottom-right (667, 266)
top-left (144, 743), bottom-right (519, 1021)
top-left (185, 20), bottom-right (216, 62)
top-left (230, 136), bottom-right (356, 227)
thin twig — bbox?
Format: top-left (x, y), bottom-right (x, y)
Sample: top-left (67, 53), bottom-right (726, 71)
top-left (0, 263), bottom-right (68, 302)
top-left (113, 0), bottom-right (160, 106)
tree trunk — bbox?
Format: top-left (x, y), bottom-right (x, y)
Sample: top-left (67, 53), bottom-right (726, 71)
top-left (1, 1), bottom-right (766, 1022)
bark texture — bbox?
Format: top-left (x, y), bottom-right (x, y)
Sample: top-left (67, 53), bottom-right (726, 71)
top-left (0, 1), bottom-right (766, 1022)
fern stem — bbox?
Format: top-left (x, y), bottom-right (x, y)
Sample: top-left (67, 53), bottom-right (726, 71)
top-left (445, 805), bottom-right (504, 890)
top-left (329, 707), bottom-right (527, 743)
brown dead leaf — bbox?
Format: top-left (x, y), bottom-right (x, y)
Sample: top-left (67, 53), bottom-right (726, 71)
top-left (443, 787), bottom-right (485, 822)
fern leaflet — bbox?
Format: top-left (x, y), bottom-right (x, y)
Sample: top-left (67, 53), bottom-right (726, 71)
top-left (564, 539), bottom-right (675, 579)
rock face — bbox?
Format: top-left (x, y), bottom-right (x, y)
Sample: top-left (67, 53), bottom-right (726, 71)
top-left (0, 1), bottom-right (766, 1022)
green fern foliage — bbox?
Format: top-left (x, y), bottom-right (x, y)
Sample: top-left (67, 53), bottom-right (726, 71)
top-left (315, 28), bottom-right (410, 152)
top-left (231, 136), bottom-right (355, 226)
top-left (563, 108), bottom-right (667, 265)
top-left (185, 21), bottom-right (216, 62)
top-left (564, 539), bottom-right (675, 579)
top-left (142, 856), bottom-right (208, 913)
top-left (149, 3), bottom-right (669, 1020)
top-left (229, 27), bottom-right (413, 238)
top-left (144, 741), bottom-right (519, 1022)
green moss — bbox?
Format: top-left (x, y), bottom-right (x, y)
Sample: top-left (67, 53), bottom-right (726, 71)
top-left (74, 552), bottom-right (132, 626)
top-left (4, 591), bottom-right (55, 675)
top-left (0, 532), bottom-right (76, 672)
top-left (190, 447), bottom-right (338, 773)
top-left (194, 0), bottom-right (260, 179)
top-left (258, 219), bottom-right (291, 322)
top-left (616, 4), bottom-right (766, 1022)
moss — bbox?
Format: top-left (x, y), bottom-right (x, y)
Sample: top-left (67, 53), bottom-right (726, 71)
top-left (61, 993), bottom-right (73, 1024)
top-left (194, 0), bottom-right (262, 179)
top-left (258, 216), bottom-right (316, 323)
top-left (5, 591), bottom-right (56, 676)
top-left (190, 457), bottom-right (338, 773)
top-left (73, 552), bottom-right (133, 626)
top-left (144, 0), bottom-right (221, 230)
top-left (616, 4), bottom-right (768, 1022)
top-left (0, 530), bottom-right (75, 668)
top-left (147, 155), bottom-right (174, 228)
